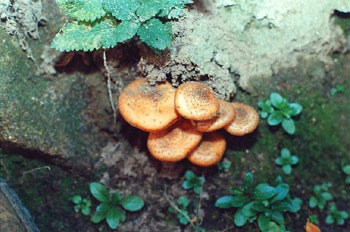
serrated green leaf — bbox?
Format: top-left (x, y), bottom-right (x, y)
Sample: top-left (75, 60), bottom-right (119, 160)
top-left (56, 0), bottom-right (106, 22)
top-left (159, 0), bottom-right (191, 19)
top-left (89, 182), bottom-right (110, 202)
top-left (51, 19), bottom-right (129, 52)
top-left (137, 19), bottom-right (172, 50)
top-left (102, 0), bottom-right (140, 21)
top-left (121, 196), bottom-right (144, 212)
top-left (136, 0), bottom-right (165, 22)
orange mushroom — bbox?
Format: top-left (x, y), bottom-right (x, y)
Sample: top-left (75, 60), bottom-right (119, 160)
top-left (187, 132), bottom-right (226, 167)
top-left (174, 81), bottom-right (220, 121)
top-left (118, 78), bottom-right (179, 132)
top-left (147, 120), bottom-right (203, 162)
top-left (192, 99), bottom-right (236, 132)
top-left (225, 102), bottom-right (259, 136)
top-left (305, 220), bottom-right (321, 232)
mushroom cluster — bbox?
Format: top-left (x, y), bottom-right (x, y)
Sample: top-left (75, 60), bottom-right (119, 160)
top-left (118, 78), bottom-right (259, 167)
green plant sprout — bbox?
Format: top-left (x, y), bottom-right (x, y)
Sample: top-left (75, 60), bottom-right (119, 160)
top-left (166, 170), bottom-right (205, 232)
top-left (215, 173), bottom-right (302, 232)
top-left (182, 170), bottom-right (205, 195)
top-left (217, 159), bottom-right (232, 173)
top-left (89, 182), bottom-right (144, 230)
top-left (52, 0), bottom-right (192, 51)
top-left (325, 202), bottom-right (349, 225)
top-left (330, 84), bottom-right (345, 96)
top-left (168, 196), bottom-right (191, 225)
top-left (72, 195), bottom-right (92, 216)
top-left (258, 92), bottom-right (303, 135)
top-left (341, 163), bottom-right (350, 184)
top-left (308, 182), bottom-right (333, 210)
top-left (275, 148), bottom-right (299, 175)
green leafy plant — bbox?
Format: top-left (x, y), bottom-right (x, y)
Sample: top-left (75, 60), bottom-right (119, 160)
top-left (89, 182), bottom-right (144, 230)
top-left (308, 182), bottom-right (333, 210)
top-left (325, 202), bottom-right (349, 225)
top-left (258, 92), bottom-right (303, 135)
top-left (330, 84), bottom-right (345, 96)
top-left (217, 160), bottom-right (232, 173)
top-left (341, 163), bottom-right (350, 184)
top-left (52, 0), bottom-right (192, 51)
top-left (167, 170), bottom-right (205, 232)
top-left (168, 196), bottom-right (191, 225)
top-left (72, 195), bottom-right (92, 216)
top-left (275, 148), bottom-right (299, 175)
top-left (182, 170), bottom-right (205, 195)
top-left (215, 173), bottom-right (302, 232)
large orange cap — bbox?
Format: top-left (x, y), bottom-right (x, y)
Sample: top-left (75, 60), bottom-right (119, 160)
top-left (187, 132), bottom-right (226, 167)
top-left (147, 119), bottom-right (203, 162)
top-left (175, 81), bottom-right (219, 121)
top-left (225, 102), bottom-right (259, 136)
top-left (118, 78), bottom-right (180, 132)
top-left (192, 99), bottom-right (236, 132)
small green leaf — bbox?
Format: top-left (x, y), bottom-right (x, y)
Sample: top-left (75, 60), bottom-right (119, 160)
top-left (271, 184), bottom-right (289, 203)
top-left (280, 148), bottom-right (290, 158)
top-left (255, 184), bottom-right (276, 200)
top-left (121, 196), bottom-right (144, 212)
top-left (234, 209), bottom-right (248, 226)
top-left (102, 0), bottom-right (140, 21)
top-left (81, 206), bottom-right (91, 216)
top-left (258, 214), bottom-right (271, 231)
top-left (137, 19), bottom-right (172, 50)
top-left (289, 103), bottom-right (303, 115)
top-left (342, 164), bottom-right (350, 175)
top-left (90, 182), bottom-right (110, 202)
top-left (270, 93), bottom-right (284, 108)
top-left (91, 202), bottom-right (110, 223)
top-left (282, 118), bottom-right (295, 134)
top-left (282, 164), bottom-right (292, 175)
top-left (267, 111), bottom-right (283, 126)
top-left (56, 0), bottom-right (106, 22)
top-left (177, 196), bottom-right (190, 208)
top-left (215, 196), bottom-right (235, 209)
top-left (106, 207), bottom-right (125, 229)
top-left (72, 195), bottom-right (82, 204)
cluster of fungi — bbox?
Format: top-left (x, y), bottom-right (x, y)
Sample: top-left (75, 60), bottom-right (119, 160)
top-left (118, 78), bottom-right (259, 167)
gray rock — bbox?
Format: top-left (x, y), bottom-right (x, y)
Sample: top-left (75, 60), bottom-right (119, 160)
top-left (0, 177), bottom-right (40, 232)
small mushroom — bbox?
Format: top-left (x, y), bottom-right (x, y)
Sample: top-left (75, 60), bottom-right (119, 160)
top-left (187, 132), bottom-right (226, 167)
top-left (118, 78), bottom-right (180, 132)
top-left (192, 99), bottom-right (236, 132)
top-left (147, 120), bottom-right (203, 162)
top-left (225, 102), bottom-right (259, 136)
top-left (175, 81), bottom-right (220, 121)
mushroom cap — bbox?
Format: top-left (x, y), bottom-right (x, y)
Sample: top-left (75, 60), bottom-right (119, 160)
top-left (147, 119), bottom-right (203, 162)
top-left (187, 132), bottom-right (226, 167)
top-left (225, 102), bottom-right (259, 136)
top-left (118, 78), bottom-right (179, 132)
top-left (175, 81), bottom-right (220, 121)
top-left (192, 99), bottom-right (236, 132)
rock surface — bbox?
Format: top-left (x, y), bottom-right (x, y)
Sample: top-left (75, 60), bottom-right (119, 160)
top-left (0, 178), bottom-right (39, 232)
top-left (143, 0), bottom-right (350, 98)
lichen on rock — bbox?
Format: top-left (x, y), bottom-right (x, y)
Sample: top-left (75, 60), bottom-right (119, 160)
top-left (140, 0), bottom-right (350, 98)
